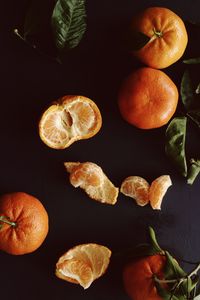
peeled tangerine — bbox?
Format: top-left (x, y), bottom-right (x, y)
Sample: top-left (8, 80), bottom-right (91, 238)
top-left (120, 175), bottom-right (172, 210)
top-left (55, 243), bottom-right (111, 289)
top-left (39, 95), bottom-right (102, 149)
top-left (64, 162), bottom-right (119, 205)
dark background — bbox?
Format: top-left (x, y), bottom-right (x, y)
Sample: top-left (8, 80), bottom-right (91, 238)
top-left (0, 0), bottom-right (200, 299)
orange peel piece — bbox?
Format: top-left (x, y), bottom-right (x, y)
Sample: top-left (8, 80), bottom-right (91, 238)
top-left (64, 162), bottom-right (119, 205)
top-left (39, 95), bottom-right (102, 149)
top-left (55, 243), bottom-right (111, 289)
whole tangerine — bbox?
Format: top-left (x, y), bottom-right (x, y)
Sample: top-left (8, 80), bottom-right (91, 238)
top-left (118, 67), bottom-right (178, 129)
top-left (130, 7), bottom-right (188, 69)
top-left (0, 192), bottom-right (49, 255)
top-left (123, 254), bottom-right (166, 300)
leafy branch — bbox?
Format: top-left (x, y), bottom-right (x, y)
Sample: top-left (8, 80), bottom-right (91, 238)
top-left (14, 0), bottom-right (87, 62)
top-left (165, 60), bottom-right (200, 184)
top-left (149, 228), bottom-right (200, 299)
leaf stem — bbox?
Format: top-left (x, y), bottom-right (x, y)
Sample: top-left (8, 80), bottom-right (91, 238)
top-left (154, 262), bottom-right (200, 285)
top-left (13, 29), bottom-right (61, 64)
top-left (14, 29), bottom-right (36, 48)
top-left (154, 275), bottom-right (183, 284)
top-left (0, 216), bottom-right (16, 227)
top-left (188, 262), bottom-right (200, 277)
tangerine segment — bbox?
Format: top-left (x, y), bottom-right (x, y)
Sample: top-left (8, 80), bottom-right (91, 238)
top-left (64, 162), bottom-right (119, 205)
top-left (55, 243), bottom-right (111, 289)
top-left (149, 175), bottom-right (172, 210)
top-left (120, 176), bottom-right (150, 206)
top-left (39, 95), bottom-right (102, 149)
top-left (131, 7), bottom-right (188, 69)
top-left (56, 259), bottom-right (93, 289)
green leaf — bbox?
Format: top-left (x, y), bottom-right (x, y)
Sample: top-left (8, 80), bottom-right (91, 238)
top-left (52, 0), bottom-right (87, 50)
top-left (155, 280), bottom-right (180, 300)
top-left (183, 57), bottom-right (200, 64)
top-left (164, 251), bottom-right (186, 280)
top-left (180, 275), bottom-right (199, 296)
top-left (165, 117), bottom-right (187, 177)
top-left (148, 227), bottom-right (163, 254)
top-left (181, 70), bottom-right (194, 111)
top-left (128, 31), bottom-right (150, 51)
top-left (187, 159), bottom-right (200, 185)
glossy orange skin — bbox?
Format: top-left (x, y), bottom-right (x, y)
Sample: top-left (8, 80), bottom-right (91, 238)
top-left (0, 192), bottom-right (49, 255)
top-left (118, 67), bottom-right (178, 129)
top-left (123, 255), bottom-right (166, 300)
top-left (131, 7), bottom-right (188, 69)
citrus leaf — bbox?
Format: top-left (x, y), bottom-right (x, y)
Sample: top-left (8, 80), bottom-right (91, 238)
top-left (180, 275), bottom-right (199, 295)
top-left (155, 280), bottom-right (180, 300)
top-left (187, 159), bottom-right (200, 185)
top-left (165, 117), bottom-right (187, 177)
top-left (52, 0), bottom-right (87, 50)
top-left (181, 70), bottom-right (194, 111)
top-left (148, 227), bottom-right (163, 254)
top-left (128, 31), bottom-right (150, 51)
top-left (164, 251), bottom-right (186, 280)
top-left (183, 57), bottom-right (200, 64)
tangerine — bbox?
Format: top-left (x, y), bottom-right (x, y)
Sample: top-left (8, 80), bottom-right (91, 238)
top-left (130, 7), bottom-right (188, 69)
top-left (118, 67), bottom-right (178, 129)
top-left (123, 254), bottom-right (166, 300)
top-left (0, 192), bottom-right (49, 255)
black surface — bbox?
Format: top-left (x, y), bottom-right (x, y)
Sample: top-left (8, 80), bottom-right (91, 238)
top-left (1, 1), bottom-right (200, 299)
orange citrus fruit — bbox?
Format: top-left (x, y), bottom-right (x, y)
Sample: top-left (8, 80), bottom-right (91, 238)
top-left (55, 243), bottom-right (111, 289)
top-left (130, 7), bottom-right (188, 69)
top-left (149, 175), bottom-right (172, 210)
top-left (118, 67), bottom-right (178, 129)
top-left (64, 162), bottom-right (119, 205)
top-left (0, 192), bottom-right (49, 255)
top-left (123, 254), bottom-right (166, 300)
top-left (39, 95), bottom-right (102, 149)
top-left (120, 176), bottom-right (149, 206)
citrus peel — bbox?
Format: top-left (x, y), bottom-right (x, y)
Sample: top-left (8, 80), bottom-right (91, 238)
top-left (64, 162), bottom-right (119, 205)
top-left (39, 95), bottom-right (102, 149)
top-left (55, 243), bottom-right (111, 289)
